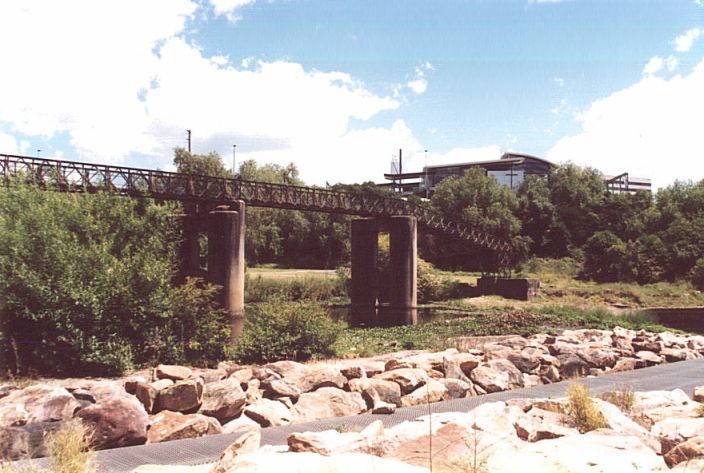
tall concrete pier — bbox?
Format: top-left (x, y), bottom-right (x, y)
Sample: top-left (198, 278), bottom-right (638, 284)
top-left (389, 215), bottom-right (418, 325)
top-left (350, 218), bottom-right (379, 325)
top-left (207, 201), bottom-right (246, 340)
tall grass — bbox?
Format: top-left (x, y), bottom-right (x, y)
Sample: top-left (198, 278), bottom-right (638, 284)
top-left (244, 275), bottom-right (347, 303)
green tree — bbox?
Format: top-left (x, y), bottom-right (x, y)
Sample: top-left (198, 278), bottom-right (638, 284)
top-left (0, 183), bottom-right (229, 376)
top-left (431, 168), bottom-right (522, 272)
top-left (548, 164), bottom-right (606, 254)
top-left (581, 231), bottom-right (626, 282)
top-left (173, 147), bottom-right (233, 178)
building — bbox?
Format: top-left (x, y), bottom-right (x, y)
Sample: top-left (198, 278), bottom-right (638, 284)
top-left (380, 152), bottom-right (651, 196)
top-left (382, 152), bottom-right (554, 196)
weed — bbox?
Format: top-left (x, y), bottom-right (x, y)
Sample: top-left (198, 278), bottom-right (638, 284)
top-left (46, 421), bottom-right (95, 473)
top-left (601, 384), bottom-right (635, 412)
top-left (697, 404), bottom-right (704, 418)
top-left (567, 383), bottom-right (609, 433)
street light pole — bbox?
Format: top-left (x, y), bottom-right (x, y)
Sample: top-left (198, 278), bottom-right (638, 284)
top-left (232, 144), bottom-right (237, 176)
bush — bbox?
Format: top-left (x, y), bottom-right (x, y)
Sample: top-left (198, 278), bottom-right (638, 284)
top-left (581, 231), bottom-right (626, 282)
top-left (688, 258), bottom-right (704, 290)
top-left (245, 275), bottom-right (346, 303)
top-left (233, 301), bottom-right (344, 363)
top-left (0, 184), bottom-right (228, 376)
top-left (567, 383), bottom-right (609, 433)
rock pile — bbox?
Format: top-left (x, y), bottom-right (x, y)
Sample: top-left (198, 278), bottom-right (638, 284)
top-left (135, 385), bottom-right (704, 472)
top-left (1, 327), bottom-right (704, 461)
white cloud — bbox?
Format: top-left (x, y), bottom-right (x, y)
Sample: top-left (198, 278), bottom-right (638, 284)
top-left (209, 0), bottom-right (256, 22)
top-left (0, 1), bottom-right (413, 185)
top-left (547, 58), bottom-right (704, 188)
top-left (643, 56), bottom-right (664, 76)
top-left (665, 55), bottom-right (679, 72)
top-left (695, 0), bottom-right (703, 7)
top-left (527, 0), bottom-right (565, 3)
top-left (406, 64), bottom-right (433, 95)
top-left (554, 77), bottom-right (565, 87)
top-left (675, 27), bottom-right (703, 52)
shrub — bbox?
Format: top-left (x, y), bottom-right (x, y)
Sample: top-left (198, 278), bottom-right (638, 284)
top-left (47, 421), bottom-right (95, 473)
top-left (0, 184), bottom-right (228, 376)
top-left (233, 301), bottom-right (344, 363)
top-left (245, 275), bottom-right (346, 303)
top-left (581, 231), bottom-right (626, 282)
top-left (601, 384), bottom-right (635, 412)
top-left (688, 258), bottom-right (704, 291)
top-left (567, 383), bottom-right (609, 433)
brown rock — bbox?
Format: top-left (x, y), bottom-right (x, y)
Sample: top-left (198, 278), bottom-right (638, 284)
top-left (636, 350), bottom-right (663, 365)
top-left (146, 410), bottom-right (222, 444)
top-left (155, 364), bottom-right (193, 381)
top-left (77, 396), bottom-right (148, 449)
top-left (150, 379), bottom-right (174, 391)
top-left (193, 368), bottom-right (227, 383)
top-left (287, 420), bottom-right (384, 455)
top-left (243, 399), bottom-right (292, 427)
top-left (470, 359), bottom-right (523, 393)
top-left (291, 388), bottom-right (367, 423)
top-left (374, 368), bottom-right (428, 395)
top-left (221, 414), bottom-right (261, 434)
top-left (156, 379), bottom-right (203, 413)
top-left (348, 378), bottom-right (402, 407)
top-left (632, 339), bottom-right (662, 353)
top-left (651, 417), bottom-right (704, 453)
top-left (211, 427), bottom-right (261, 473)
top-left (400, 379), bottom-right (448, 407)
top-left (230, 368), bottom-right (254, 387)
top-left (0, 385), bottom-right (80, 427)
top-left (513, 407), bottom-right (577, 442)
top-left (556, 353), bottom-right (590, 378)
top-left (664, 435), bottom-right (704, 467)
top-left (135, 382), bottom-right (159, 414)
top-left (437, 378), bottom-right (472, 399)
top-left (384, 359), bottom-right (415, 371)
top-left (261, 379), bottom-right (302, 400)
top-left (199, 377), bottom-right (246, 423)
top-left (0, 421), bottom-right (65, 461)
top-left (577, 348), bottom-right (619, 369)
top-left (340, 366), bottom-right (366, 380)
top-left (265, 361), bottom-right (346, 393)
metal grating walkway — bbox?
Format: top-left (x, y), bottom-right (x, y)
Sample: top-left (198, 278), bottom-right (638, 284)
top-left (16, 358), bottom-right (704, 472)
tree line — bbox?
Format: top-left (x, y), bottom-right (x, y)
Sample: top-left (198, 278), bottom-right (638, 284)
top-left (175, 147), bottom-right (704, 287)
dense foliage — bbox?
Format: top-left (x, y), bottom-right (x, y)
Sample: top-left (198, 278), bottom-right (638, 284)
top-left (0, 184), bottom-right (230, 376)
top-left (232, 300), bottom-right (343, 363)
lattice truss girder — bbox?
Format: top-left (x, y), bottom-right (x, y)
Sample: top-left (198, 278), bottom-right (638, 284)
top-left (1, 154), bottom-right (512, 255)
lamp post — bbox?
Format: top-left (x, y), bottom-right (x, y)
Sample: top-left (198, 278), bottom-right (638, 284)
top-left (232, 144), bottom-right (236, 176)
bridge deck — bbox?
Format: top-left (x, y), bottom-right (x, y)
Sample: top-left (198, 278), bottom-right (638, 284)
top-left (1, 154), bottom-right (510, 253)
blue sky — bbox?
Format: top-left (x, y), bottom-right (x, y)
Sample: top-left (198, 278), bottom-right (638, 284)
top-left (0, 0), bottom-right (702, 187)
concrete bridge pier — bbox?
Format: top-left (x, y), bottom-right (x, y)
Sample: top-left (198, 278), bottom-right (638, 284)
top-left (178, 214), bottom-right (202, 282)
top-left (350, 218), bottom-right (379, 326)
top-left (389, 215), bottom-right (418, 325)
top-left (207, 201), bottom-right (246, 341)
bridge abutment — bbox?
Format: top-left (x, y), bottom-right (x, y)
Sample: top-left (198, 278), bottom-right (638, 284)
top-left (207, 201), bottom-right (246, 341)
top-left (351, 218), bottom-right (379, 325)
top-left (389, 215), bottom-right (418, 325)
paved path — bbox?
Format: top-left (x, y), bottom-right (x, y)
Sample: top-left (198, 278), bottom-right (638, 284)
top-left (21, 358), bottom-right (704, 472)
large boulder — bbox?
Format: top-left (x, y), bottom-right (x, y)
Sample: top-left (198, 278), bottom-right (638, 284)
top-left (513, 408), bottom-right (577, 442)
top-left (211, 426), bottom-right (261, 473)
top-left (198, 378), bottom-right (246, 423)
top-left (437, 378), bottom-right (472, 399)
top-left (664, 435), bottom-right (704, 467)
top-left (156, 379), bottom-right (204, 413)
top-left (374, 368), bottom-right (429, 395)
top-left (348, 378), bottom-right (402, 407)
top-left (0, 421), bottom-right (66, 460)
top-left (243, 399), bottom-right (292, 427)
top-left (288, 420), bottom-right (384, 455)
top-left (291, 388), bottom-right (367, 423)
top-left (146, 410), bottom-right (222, 444)
top-left (651, 418), bottom-right (704, 453)
top-left (0, 385), bottom-right (80, 427)
top-left (155, 365), bottom-right (193, 381)
top-left (264, 361), bottom-right (346, 393)
top-left (486, 430), bottom-right (668, 473)
top-left (399, 379), bottom-right (448, 407)
top-left (77, 396), bottom-right (149, 449)
top-left (470, 359), bottom-right (523, 393)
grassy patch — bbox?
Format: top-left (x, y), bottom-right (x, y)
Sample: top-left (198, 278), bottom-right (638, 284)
top-left (334, 305), bottom-right (671, 358)
top-left (601, 384), bottom-right (635, 412)
top-left (245, 275), bottom-right (347, 303)
top-left (567, 383), bottom-right (609, 433)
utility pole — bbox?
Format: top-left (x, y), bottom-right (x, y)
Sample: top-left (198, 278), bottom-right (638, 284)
top-left (186, 129), bottom-right (192, 153)
top-left (37, 149), bottom-right (41, 158)
top-left (232, 144), bottom-right (236, 175)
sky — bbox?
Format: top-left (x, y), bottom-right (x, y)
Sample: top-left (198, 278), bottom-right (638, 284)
top-left (0, 0), bottom-right (702, 188)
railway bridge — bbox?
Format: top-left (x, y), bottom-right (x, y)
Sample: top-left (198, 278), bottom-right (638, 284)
top-left (1, 154), bottom-right (512, 338)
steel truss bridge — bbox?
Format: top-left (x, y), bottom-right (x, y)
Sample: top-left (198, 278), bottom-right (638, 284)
top-left (0, 154), bottom-right (512, 256)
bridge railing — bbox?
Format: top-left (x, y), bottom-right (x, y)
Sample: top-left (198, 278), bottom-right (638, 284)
top-left (0, 153), bottom-right (512, 254)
